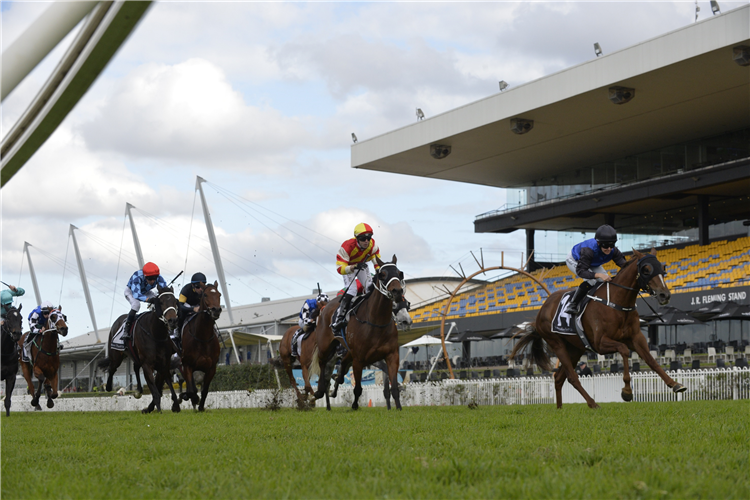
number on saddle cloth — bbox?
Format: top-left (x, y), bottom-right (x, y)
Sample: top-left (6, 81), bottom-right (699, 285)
top-left (552, 285), bottom-right (601, 335)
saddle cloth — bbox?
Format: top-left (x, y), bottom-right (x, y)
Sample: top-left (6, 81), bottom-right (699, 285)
top-left (111, 313), bottom-right (146, 352)
top-left (551, 287), bottom-right (599, 336)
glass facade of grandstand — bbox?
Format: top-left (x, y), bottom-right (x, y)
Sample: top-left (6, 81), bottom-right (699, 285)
top-left (504, 128), bottom-right (748, 210)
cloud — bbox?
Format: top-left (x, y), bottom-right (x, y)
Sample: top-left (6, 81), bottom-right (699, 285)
top-left (80, 58), bottom-right (316, 169)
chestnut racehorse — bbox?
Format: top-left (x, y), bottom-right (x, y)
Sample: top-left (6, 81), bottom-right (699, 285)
top-left (511, 248), bottom-right (686, 409)
top-left (313, 255), bottom-right (405, 410)
top-left (276, 322), bottom-right (321, 406)
top-left (1, 305), bottom-right (23, 416)
top-left (19, 308), bottom-right (68, 411)
top-left (178, 281), bottom-right (221, 411)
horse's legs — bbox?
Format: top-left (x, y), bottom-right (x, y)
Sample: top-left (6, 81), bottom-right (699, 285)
top-left (198, 365), bottom-right (216, 412)
top-left (383, 374), bottom-right (391, 410)
top-left (299, 362), bottom-right (313, 401)
top-left (159, 369), bottom-right (181, 413)
top-left (598, 336), bottom-right (634, 401)
top-left (553, 368), bottom-right (567, 409)
top-left (31, 371), bottom-right (45, 410)
top-left (20, 361), bottom-right (34, 396)
top-left (330, 357), bottom-right (351, 399)
top-left (630, 333), bottom-right (685, 393)
top-left (133, 363), bottom-right (144, 397)
top-left (140, 364), bottom-right (161, 413)
top-left (385, 350), bottom-right (401, 410)
top-left (351, 360), bottom-right (364, 410)
top-left (551, 340), bottom-right (599, 409)
top-left (4, 376), bottom-right (16, 416)
top-left (181, 365), bottom-right (197, 407)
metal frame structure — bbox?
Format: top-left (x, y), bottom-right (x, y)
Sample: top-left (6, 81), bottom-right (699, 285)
top-left (438, 251), bottom-right (551, 379)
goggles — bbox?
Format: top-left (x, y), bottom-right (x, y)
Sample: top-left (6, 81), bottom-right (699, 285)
top-left (599, 242), bottom-right (615, 249)
top-left (357, 234), bottom-right (372, 242)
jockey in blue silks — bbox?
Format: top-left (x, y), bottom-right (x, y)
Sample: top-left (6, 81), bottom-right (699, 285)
top-left (564, 224), bottom-right (627, 316)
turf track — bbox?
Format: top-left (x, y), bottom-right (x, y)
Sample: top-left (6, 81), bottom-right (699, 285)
top-left (2, 400), bottom-right (748, 499)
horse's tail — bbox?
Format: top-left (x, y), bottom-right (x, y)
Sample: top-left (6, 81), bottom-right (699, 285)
top-left (509, 323), bottom-right (553, 372)
top-left (97, 357), bottom-right (111, 370)
top-left (309, 345), bottom-right (320, 378)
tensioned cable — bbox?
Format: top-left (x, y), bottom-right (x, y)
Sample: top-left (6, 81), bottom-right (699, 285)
top-left (109, 212), bottom-right (129, 327)
top-left (182, 190), bottom-right (198, 285)
top-left (208, 185), bottom-right (336, 279)
top-left (59, 235), bottom-right (71, 306)
top-left (207, 181), bottom-right (339, 244)
top-left (134, 205), bottom-right (314, 294)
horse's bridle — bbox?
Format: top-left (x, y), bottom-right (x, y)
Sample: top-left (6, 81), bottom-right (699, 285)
top-left (375, 263), bottom-right (406, 300)
top-left (154, 290), bottom-right (178, 325)
top-left (32, 310), bottom-right (67, 357)
top-left (635, 254), bottom-right (667, 296)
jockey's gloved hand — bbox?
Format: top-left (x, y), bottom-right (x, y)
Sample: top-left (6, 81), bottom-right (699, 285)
top-left (356, 262), bottom-right (367, 271)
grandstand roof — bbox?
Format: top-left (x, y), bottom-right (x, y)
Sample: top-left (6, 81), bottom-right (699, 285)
top-left (351, 6), bottom-right (749, 189)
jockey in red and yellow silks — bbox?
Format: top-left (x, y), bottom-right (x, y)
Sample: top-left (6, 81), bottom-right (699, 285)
top-left (331, 223), bottom-right (381, 344)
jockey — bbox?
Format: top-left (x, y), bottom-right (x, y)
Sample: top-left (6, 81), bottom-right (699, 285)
top-left (292, 293), bottom-right (329, 359)
top-left (564, 224), bottom-right (627, 316)
top-left (331, 223), bottom-right (381, 339)
top-left (0, 284), bottom-right (24, 320)
top-left (23, 300), bottom-right (53, 362)
top-left (173, 272), bottom-right (207, 351)
top-left (122, 262), bottom-right (168, 341)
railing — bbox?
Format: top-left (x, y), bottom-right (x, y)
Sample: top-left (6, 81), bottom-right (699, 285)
top-left (4, 368), bottom-right (747, 411)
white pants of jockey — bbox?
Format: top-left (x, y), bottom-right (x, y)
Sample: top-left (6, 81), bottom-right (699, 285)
top-left (566, 252), bottom-right (605, 286)
top-left (124, 287), bottom-right (158, 312)
top-left (342, 268), bottom-right (372, 297)
top-left (294, 319), bottom-right (311, 354)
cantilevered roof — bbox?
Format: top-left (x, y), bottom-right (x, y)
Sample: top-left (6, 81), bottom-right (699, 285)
top-left (351, 6), bottom-right (750, 189)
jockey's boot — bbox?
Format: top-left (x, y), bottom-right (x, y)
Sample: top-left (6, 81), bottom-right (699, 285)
top-left (170, 331), bottom-right (182, 369)
top-left (122, 310), bottom-right (137, 341)
top-left (336, 340), bottom-right (348, 358)
top-left (331, 294), bottom-right (352, 338)
top-left (564, 282), bottom-right (593, 316)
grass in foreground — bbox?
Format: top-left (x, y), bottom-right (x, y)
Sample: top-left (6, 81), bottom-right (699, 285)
top-left (1, 400), bottom-right (748, 499)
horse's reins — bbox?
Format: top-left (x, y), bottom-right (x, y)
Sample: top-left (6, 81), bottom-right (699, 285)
top-left (585, 255), bottom-right (667, 320)
top-left (185, 287), bottom-right (219, 344)
top-left (136, 291), bottom-right (177, 342)
top-left (29, 312), bottom-right (66, 367)
top-left (352, 263), bottom-right (405, 329)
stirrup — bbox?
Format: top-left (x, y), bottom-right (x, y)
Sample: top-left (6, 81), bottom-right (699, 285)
top-left (170, 353), bottom-right (181, 370)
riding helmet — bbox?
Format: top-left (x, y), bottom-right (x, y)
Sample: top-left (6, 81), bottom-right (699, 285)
top-left (354, 223), bottom-right (373, 237)
top-left (41, 300), bottom-right (54, 311)
top-left (317, 293), bottom-right (329, 303)
top-left (191, 272), bottom-right (207, 284)
top-left (143, 262), bottom-right (160, 277)
top-left (595, 224), bottom-right (617, 244)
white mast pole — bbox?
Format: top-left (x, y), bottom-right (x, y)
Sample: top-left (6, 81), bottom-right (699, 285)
top-left (195, 176), bottom-right (240, 364)
top-left (69, 225), bottom-right (100, 342)
top-left (22, 242), bottom-right (42, 305)
top-left (125, 203), bottom-right (145, 268)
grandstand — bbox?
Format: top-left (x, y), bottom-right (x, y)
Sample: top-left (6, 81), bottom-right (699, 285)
top-left (356, 7), bottom-right (750, 369)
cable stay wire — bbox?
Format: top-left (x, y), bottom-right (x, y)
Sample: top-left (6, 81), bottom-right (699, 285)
top-left (206, 181), bottom-right (340, 245)
top-left (206, 185), bottom-right (337, 280)
top-left (28, 245), bottom-right (121, 299)
top-left (59, 234), bottom-right (71, 306)
top-left (110, 212), bottom-right (129, 327)
top-left (133, 204), bottom-right (326, 293)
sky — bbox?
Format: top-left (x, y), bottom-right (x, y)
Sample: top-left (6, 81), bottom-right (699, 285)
top-left (2, 0), bottom-right (746, 338)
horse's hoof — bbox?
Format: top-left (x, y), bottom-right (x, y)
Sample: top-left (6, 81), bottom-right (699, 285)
top-left (672, 383), bottom-right (687, 393)
top-left (621, 391), bottom-right (633, 402)
top-left (314, 390), bottom-right (324, 399)
top-left (133, 391), bottom-right (142, 400)
top-left (141, 409), bottom-right (149, 414)
top-left (34, 405), bottom-right (42, 411)
top-left (46, 399), bottom-right (54, 409)
top-left (172, 405), bottom-right (181, 413)
top-left (51, 393), bottom-right (58, 400)
top-left (180, 393), bottom-right (189, 401)
top-left (30, 399), bottom-right (39, 407)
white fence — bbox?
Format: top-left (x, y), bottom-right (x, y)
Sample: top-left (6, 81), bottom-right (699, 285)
top-left (3, 368), bottom-right (748, 412)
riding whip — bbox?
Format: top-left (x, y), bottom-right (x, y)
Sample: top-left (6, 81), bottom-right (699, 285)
top-left (168, 271), bottom-right (184, 287)
top-left (0, 281), bottom-right (11, 288)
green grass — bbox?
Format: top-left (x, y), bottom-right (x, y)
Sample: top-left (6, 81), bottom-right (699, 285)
top-left (2, 400), bottom-right (748, 499)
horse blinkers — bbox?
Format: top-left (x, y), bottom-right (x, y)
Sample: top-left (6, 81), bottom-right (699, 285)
top-left (637, 256), bottom-right (670, 305)
top-left (378, 265), bottom-right (404, 301)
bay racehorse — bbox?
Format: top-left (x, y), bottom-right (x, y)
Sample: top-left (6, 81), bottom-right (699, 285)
top-left (178, 281), bottom-right (221, 411)
top-left (1, 305), bottom-right (23, 416)
top-left (276, 323), bottom-right (321, 407)
top-left (313, 255), bottom-right (405, 410)
top-left (511, 248), bottom-right (686, 409)
top-left (19, 308), bottom-right (68, 411)
top-left (330, 295), bottom-right (413, 408)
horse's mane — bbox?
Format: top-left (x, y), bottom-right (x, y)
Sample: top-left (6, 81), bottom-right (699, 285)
top-left (613, 253), bottom-right (640, 278)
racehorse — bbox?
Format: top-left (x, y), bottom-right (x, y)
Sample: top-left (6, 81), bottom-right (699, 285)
top-left (276, 324), bottom-right (320, 407)
top-left (178, 281), bottom-right (221, 411)
top-left (18, 308), bottom-right (68, 411)
top-left (313, 255), bottom-right (405, 410)
top-left (133, 285), bottom-right (181, 413)
top-left (1, 305), bottom-right (23, 416)
top-left (330, 295), bottom-right (412, 408)
top-left (510, 248), bottom-right (686, 409)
